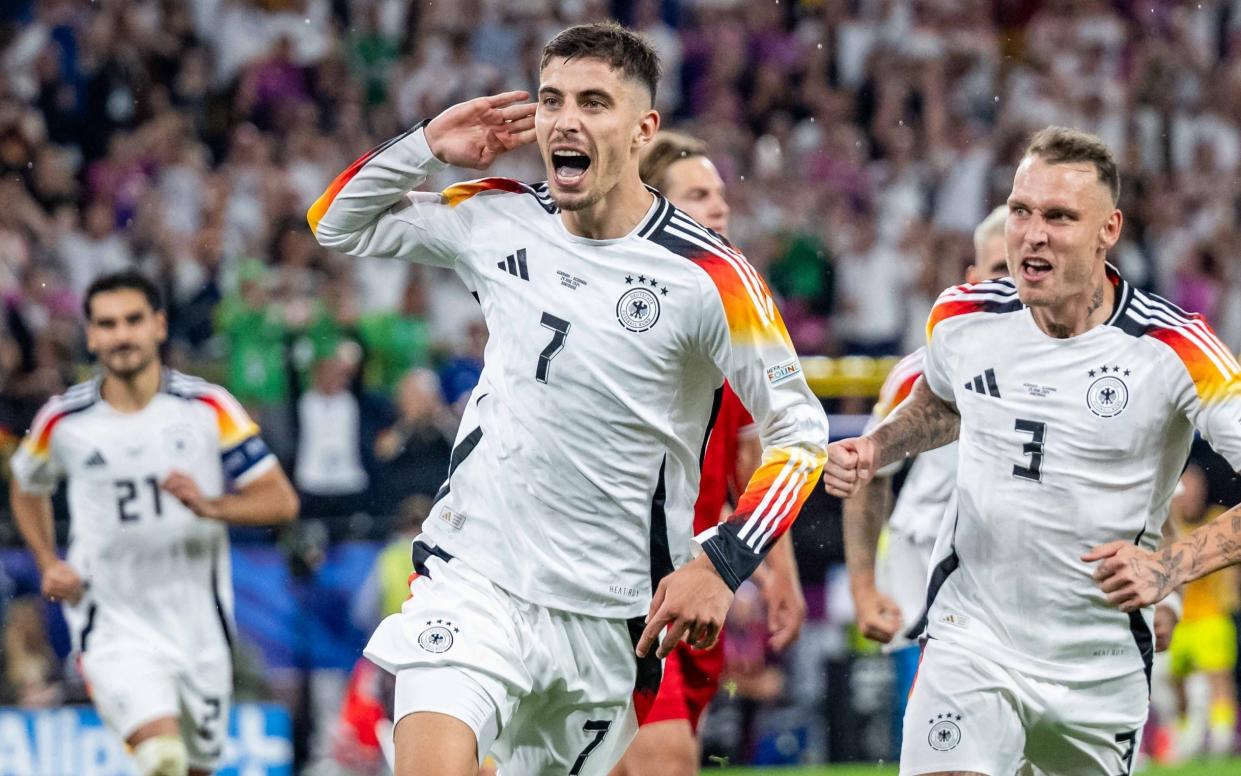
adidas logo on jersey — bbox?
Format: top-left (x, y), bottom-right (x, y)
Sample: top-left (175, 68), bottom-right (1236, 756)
top-left (84, 450), bottom-right (106, 468)
top-left (963, 368), bottom-right (1001, 398)
top-left (496, 248), bottom-right (530, 281)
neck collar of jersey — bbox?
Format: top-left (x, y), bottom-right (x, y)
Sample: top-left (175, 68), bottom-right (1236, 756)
top-left (555, 187), bottom-right (667, 246)
top-left (1103, 262), bottom-right (1133, 329)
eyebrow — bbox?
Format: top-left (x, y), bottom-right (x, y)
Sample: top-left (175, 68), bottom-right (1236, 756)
top-left (537, 85), bottom-right (615, 103)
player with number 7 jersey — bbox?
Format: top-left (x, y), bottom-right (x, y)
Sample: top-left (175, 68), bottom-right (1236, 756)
top-left (309, 22), bottom-right (828, 776)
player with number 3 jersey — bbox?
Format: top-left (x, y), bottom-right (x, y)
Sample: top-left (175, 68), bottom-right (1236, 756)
top-left (824, 127), bottom-right (1241, 775)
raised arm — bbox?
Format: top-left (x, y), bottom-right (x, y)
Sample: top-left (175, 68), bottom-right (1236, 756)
top-left (307, 92), bottom-right (535, 264)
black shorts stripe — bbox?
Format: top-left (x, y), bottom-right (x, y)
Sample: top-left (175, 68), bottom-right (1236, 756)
top-left (79, 602), bottom-right (97, 653)
top-left (1129, 528), bottom-right (1154, 690)
top-left (625, 615), bottom-right (663, 725)
top-left (211, 545), bottom-right (234, 652)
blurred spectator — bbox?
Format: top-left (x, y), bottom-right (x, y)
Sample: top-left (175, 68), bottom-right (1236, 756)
top-left (292, 342), bottom-right (388, 521)
top-left (357, 272), bottom-right (432, 393)
top-left (373, 370), bottom-right (453, 514)
top-left (438, 318), bottom-right (487, 413)
top-left (1, 597), bottom-right (62, 708)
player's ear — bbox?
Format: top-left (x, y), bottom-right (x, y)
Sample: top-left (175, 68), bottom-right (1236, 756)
top-left (633, 106), bottom-right (660, 151)
top-left (153, 310), bottom-right (169, 344)
top-left (1099, 207), bottom-right (1122, 252)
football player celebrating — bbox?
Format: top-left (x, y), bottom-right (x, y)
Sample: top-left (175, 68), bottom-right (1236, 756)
top-left (309, 22), bottom-right (828, 776)
top-left (825, 126), bottom-right (1241, 774)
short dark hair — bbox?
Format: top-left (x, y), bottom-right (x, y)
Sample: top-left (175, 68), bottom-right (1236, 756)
top-left (640, 131), bottom-right (707, 191)
top-left (84, 269), bottom-right (163, 319)
top-left (1023, 126), bottom-right (1121, 205)
top-left (540, 21), bottom-right (661, 106)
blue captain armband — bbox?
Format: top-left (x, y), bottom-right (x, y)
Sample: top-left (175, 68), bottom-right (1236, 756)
top-left (222, 435), bottom-right (274, 485)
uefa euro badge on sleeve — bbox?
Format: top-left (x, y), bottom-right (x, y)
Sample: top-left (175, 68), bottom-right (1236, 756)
top-left (1086, 364), bottom-right (1130, 418)
top-left (617, 272), bottom-right (666, 333)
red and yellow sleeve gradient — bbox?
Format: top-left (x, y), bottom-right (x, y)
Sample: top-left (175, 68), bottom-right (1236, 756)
top-left (22, 406), bottom-right (69, 461)
top-left (307, 125), bottom-right (426, 234)
top-left (873, 366), bottom-right (920, 421)
top-left (1148, 320), bottom-right (1241, 404)
top-left (691, 253), bottom-right (791, 349)
top-left (926, 286), bottom-right (987, 343)
top-left (442, 178), bottom-right (529, 208)
top-left (193, 392), bottom-right (260, 450)
top-left (693, 250), bottom-right (826, 590)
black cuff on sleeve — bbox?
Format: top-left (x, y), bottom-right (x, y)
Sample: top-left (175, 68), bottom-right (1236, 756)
top-left (701, 526), bottom-right (765, 592)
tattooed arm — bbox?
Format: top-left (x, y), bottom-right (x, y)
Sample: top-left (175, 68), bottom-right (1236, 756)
top-left (823, 376), bottom-right (960, 497)
top-left (844, 475), bottom-right (904, 643)
top-left (1084, 507), bottom-right (1241, 612)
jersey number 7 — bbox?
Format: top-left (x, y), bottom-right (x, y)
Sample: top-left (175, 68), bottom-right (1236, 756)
top-left (535, 312), bottom-right (571, 384)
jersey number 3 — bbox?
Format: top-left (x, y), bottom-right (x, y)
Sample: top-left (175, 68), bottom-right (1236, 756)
top-left (535, 312), bottom-right (570, 384)
top-left (1012, 419), bottom-right (1046, 482)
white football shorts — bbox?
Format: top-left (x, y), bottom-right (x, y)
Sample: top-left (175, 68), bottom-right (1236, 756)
top-left (80, 636), bottom-right (232, 771)
top-left (901, 638), bottom-right (1147, 775)
top-left (365, 539), bottom-right (659, 775)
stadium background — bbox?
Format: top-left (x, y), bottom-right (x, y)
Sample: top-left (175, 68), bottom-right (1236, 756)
top-left (1, 0), bottom-right (1241, 773)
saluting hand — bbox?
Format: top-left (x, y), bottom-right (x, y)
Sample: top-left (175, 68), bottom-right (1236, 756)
top-left (162, 470), bottom-right (218, 519)
top-left (424, 91), bottom-right (538, 170)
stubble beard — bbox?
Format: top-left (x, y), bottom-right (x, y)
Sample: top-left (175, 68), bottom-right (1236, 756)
top-left (553, 186), bottom-right (606, 212)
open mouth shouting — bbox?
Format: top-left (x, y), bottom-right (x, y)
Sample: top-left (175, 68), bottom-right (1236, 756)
top-left (1020, 256), bottom-right (1052, 283)
top-left (551, 147), bottom-right (592, 188)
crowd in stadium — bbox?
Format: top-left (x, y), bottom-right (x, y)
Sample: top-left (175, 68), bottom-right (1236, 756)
top-left (3, 0), bottom-right (1241, 770)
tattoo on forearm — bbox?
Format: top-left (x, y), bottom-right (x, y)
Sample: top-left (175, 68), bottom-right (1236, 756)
top-left (843, 477), bottom-right (892, 579)
top-left (1161, 506), bottom-right (1241, 589)
top-left (869, 377), bottom-right (960, 470)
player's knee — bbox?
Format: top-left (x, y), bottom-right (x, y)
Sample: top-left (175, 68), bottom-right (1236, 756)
top-left (132, 735), bottom-right (188, 776)
top-left (620, 724), bottom-right (696, 776)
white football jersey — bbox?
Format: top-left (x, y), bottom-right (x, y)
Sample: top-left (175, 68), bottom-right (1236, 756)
top-left (309, 125), bottom-right (829, 618)
top-left (920, 269), bottom-right (1241, 683)
top-left (10, 371), bottom-right (276, 662)
top-left (869, 347), bottom-right (957, 545)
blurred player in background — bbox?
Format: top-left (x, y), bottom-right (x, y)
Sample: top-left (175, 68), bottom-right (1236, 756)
top-left (309, 22), bottom-right (828, 776)
top-left (9, 270), bottom-right (298, 776)
top-left (825, 126), bottom-right (1241, 774)
top-left (1166, 464), bottom-right (1238, 759)
top-left (612, 131), bottom-right (806, 776)
top-left (843, 204), bottom-right (1008, 734)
